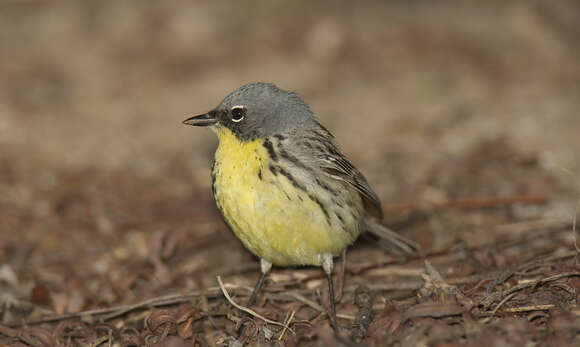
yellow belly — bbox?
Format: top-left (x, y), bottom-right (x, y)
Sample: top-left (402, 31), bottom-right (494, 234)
top-left (211, 127), bottom-right (362, 266)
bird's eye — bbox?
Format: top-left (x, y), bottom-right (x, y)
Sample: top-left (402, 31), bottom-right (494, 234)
top-left (231, 106), bottom-right (246, 122)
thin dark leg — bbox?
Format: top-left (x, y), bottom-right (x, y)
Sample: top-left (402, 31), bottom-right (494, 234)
top-left (322, 253), bottom-right (339, 332)
top-left (247, 258), bottom-right (272, 306)
top-left (247, 271), bottom-right (266, 306)
top-left (237, 259), bottom-right (272, 338)
top-left (327, 270), bottom-right (338, 331)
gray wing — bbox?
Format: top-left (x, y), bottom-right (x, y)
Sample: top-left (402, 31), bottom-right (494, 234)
top-left (278, 122), bottom-right (383, 219)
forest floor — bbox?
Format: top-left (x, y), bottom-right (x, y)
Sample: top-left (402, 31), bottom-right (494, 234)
top-left (1, 1), bottom-right (580, 346)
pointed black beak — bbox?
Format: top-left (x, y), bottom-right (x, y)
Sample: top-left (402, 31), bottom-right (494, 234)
top-left (182, 112), bottom-right (217, 127)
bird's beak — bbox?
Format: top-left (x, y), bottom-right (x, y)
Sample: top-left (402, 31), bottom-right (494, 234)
top-left (182, 112), bottom-right (218, 127)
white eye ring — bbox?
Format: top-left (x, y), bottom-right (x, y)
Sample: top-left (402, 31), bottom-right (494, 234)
top-left (231, 105), bottom-right (246, 122)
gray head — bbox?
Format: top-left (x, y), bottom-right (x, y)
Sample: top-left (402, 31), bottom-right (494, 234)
top-left (183, 82), bottom-right (317, 141)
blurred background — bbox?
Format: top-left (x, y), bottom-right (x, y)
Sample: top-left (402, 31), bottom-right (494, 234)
top-left (1, 0), bottom-right (580, 343)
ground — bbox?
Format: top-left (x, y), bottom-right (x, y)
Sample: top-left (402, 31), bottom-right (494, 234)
top-left (1, 1), bottom-right (580, 346)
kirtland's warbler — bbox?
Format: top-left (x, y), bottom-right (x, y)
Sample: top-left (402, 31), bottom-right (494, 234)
top-left (183, 82), bottom-right (417, 328)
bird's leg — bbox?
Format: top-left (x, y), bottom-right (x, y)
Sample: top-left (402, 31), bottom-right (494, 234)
top-left (322, 253), bottom-right (338, 332)
top-left (238, 259), bottom-right (272, 338)
top-left (247, 258), bottom-right (272, 306)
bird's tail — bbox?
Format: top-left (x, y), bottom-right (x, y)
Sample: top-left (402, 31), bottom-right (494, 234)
top-left (364, 218), bottom-right (422, 256)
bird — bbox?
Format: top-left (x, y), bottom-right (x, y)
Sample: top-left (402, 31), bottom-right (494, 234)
top-left (183, 82), bottom-right (418, 330)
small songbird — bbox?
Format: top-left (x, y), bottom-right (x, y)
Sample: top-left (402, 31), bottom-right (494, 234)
top-left (183, 82), bottom-right (416, 329)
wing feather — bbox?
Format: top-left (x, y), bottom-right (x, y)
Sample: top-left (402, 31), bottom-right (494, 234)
top-left (279, 123), bottom-right (383, 219)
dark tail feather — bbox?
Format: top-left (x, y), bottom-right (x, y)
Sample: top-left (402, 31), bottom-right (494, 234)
top-left (364, 218), bottom-right (422, 256)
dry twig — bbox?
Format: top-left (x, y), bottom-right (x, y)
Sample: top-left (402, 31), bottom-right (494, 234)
top-left (481, 272), bottom-right (580, 308)
top-left (384, 195), bottom-right (547, 213)
top-left (504, 305), bottom-right (555, 313)
top-left (280, 292), bottom-right (355, 321)
top-left (216, 276), bottom-right (290, 331)
top-left (11, 286), bottom-right (234, 326)
top-left (278, 310), bottom-right (295, 340)
top-left (491, 292), bottom-right (518, 315)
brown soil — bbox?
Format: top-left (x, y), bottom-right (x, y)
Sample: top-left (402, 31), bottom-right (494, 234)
top-left (1, 1), bottom-right (580, 346)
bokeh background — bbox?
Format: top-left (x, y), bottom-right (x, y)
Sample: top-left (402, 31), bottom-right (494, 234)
top-left (1, 1), bottom-right (580, 345)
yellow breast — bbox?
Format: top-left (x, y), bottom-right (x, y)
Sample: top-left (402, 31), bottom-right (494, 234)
top-left (211, 126), bottom-right (361, 266)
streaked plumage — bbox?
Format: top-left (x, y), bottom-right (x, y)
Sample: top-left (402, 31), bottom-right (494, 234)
top-left (183, 82), bottom-right (418, 333)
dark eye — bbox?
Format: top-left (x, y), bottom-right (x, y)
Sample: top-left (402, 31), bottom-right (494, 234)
top-left (231, 106), bottom-right (246, 122)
